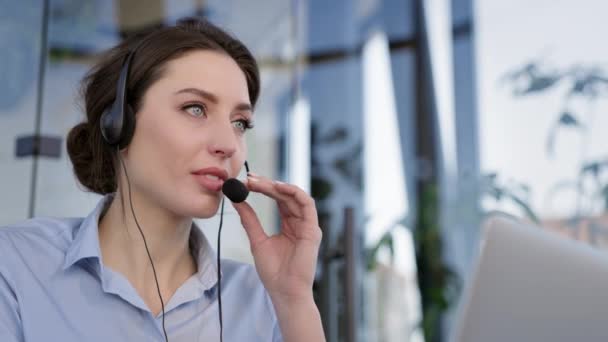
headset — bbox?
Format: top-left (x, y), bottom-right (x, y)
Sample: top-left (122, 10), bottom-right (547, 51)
top-left (100, 44), bottom-right (249, 342)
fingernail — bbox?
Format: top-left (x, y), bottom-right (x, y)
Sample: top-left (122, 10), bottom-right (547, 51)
top-left (273, 180), bottom-right (285, 185)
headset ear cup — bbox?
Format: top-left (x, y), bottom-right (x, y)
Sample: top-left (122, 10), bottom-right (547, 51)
top-left (99, 109), bottom-right (113, 144)
top-left (100, 106), bottom-right (123, 146)
top-left (118, 104), bottom-right (136, 149)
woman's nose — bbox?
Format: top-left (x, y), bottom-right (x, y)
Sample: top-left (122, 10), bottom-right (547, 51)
top-left (207, 123), bottom-right (237, 158)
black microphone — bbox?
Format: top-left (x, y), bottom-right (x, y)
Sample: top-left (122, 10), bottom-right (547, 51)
top-left (222, 178), bottom-right (249, 203)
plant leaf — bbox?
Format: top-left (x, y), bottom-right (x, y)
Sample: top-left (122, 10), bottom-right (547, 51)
top-left (311, 177), bottom-right (332, 201)
top-left (320, 127), bottom-right (348, 144)
top-left (558, 111), bottom-right (580, 127)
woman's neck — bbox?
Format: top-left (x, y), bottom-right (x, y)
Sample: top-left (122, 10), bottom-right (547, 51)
top-left (98, 190), bottom-right (197, 303)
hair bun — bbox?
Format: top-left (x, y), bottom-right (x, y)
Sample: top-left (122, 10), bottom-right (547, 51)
top-left (66, 122), bottom-right (116, 194)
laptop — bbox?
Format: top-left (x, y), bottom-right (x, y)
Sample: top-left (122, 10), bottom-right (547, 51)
top-left (451, 215), bottom-right (608, 342)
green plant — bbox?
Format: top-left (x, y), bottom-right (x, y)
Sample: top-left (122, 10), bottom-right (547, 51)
top-left (488, 59), bottom-right (608, 233)
top-left (413, 182), bottom-right (459, 342)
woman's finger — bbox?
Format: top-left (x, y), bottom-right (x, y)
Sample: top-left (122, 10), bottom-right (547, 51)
top-left (276, 201), bottom-right (298, 230)
top-left (232, 200), bottom-right (269, 249)
top-left (273, 182), bottom-right (318, 225)
top-left (246, 174), bottom-right (303, 218)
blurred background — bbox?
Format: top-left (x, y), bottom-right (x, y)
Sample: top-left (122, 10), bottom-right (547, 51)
top-left (2, 0), bottom-right (608, 341)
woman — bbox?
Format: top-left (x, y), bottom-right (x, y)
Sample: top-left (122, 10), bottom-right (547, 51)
top-left (0, 18), bottom-right (324, 342)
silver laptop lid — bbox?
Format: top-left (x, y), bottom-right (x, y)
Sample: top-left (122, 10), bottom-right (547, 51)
top-left (451, 215), bottom-right (608, 342)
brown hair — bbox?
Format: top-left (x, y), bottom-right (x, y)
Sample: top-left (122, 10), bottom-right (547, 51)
top-left (66, 17), bottom-right (260, 194)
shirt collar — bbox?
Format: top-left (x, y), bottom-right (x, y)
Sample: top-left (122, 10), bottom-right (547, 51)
top-left (62, 194), bottom-right (222, 292)
top-left (62, 194), bottom-right (110, 271)
top-left (190, 220), bottom-right (222, 291)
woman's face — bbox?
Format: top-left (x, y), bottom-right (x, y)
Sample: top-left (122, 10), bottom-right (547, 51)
top-left (123, 50), bottom-right (253, 219)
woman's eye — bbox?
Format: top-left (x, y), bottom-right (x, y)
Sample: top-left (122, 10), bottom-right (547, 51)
top-left (184, 104), bottom-right (206, 118)
top-left (233, 119), bottom-right (253, 132)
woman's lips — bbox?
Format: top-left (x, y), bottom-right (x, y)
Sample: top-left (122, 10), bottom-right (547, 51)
top-left (192, 173), bottom-right (224, 192)
top-left (191, 167), bottom-right (229, 192)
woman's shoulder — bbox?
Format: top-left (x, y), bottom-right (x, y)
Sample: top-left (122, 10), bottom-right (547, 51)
top-left (218, 259), bottom-right (282, 340)
top-left (219, 258), bottom-right (276, 310)
top-left (0, 216), bottom-right (83, 264)
top-left (0, 216), bottom-right (81, 240)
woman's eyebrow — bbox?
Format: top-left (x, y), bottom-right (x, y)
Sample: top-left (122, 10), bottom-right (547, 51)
top-left (174, 87), bottom-right (252, 112)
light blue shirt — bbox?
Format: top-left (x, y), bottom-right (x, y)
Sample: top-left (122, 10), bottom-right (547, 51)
top-left (0, 195), bottom-right (282, 341)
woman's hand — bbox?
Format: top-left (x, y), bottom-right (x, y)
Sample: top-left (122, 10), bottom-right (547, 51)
top-left (232, 173), bottom-right (326, 341)
top-left (231, 173), bottom-right (323, 303)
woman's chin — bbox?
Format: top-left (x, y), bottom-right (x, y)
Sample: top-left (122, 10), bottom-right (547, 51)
top-left (187, 194), bottom-right (222, 218)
